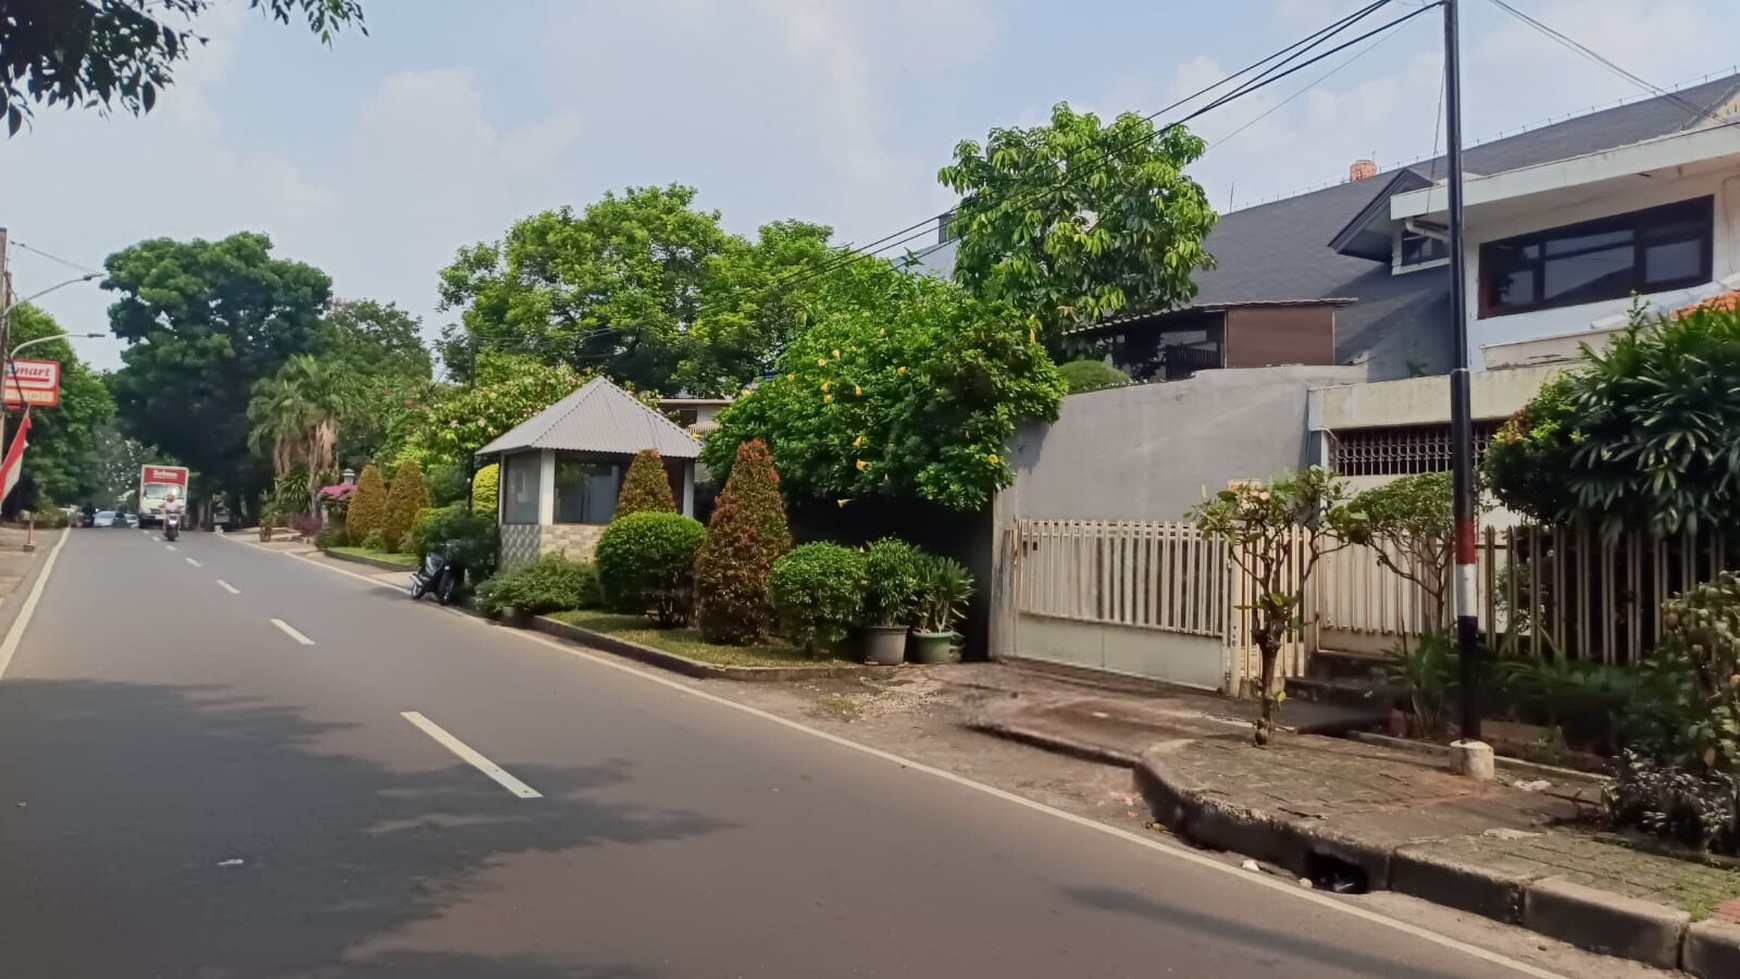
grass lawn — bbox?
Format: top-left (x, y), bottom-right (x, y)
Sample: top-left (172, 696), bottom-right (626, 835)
top-left (328, 546), bottom-right (419, 569)
top-left (549, 610), bottom-right (854, 669)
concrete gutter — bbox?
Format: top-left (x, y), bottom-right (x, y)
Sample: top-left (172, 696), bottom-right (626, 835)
top-left (1136, 746), bottom-right (1739, 975)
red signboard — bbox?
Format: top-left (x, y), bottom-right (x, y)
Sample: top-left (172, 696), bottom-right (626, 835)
top-left (142, 466), bottom-right (189, 488)
top-left (4, 358), bottom-right (60, 409)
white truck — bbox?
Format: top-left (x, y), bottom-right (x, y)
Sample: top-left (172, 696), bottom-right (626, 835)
top-left (138, 465), bottom-right (190, 529)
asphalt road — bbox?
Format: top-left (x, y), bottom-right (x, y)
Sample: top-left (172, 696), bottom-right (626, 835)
top-left (0, 530), bottom-right (1562, 979)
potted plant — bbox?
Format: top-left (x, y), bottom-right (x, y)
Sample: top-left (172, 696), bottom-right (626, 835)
top-left (907, 554), bottom-right (973, 664)
top-left (860, 538), bottom-right (921, 666)
top-left (259, 509), bottom-right (280, 542)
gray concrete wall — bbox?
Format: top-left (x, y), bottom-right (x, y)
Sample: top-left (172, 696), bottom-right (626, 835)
top-left (1001, 365), bottom-right (1367, 523)
top-left (988, 365), bottom-right (1366, 663)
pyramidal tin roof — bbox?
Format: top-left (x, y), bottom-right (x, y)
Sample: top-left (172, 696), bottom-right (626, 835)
top-left (477, 377), bottom-right (701, 459)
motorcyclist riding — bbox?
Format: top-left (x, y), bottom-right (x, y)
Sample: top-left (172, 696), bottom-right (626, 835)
top-left (163, 491), bottom-right (184, 539)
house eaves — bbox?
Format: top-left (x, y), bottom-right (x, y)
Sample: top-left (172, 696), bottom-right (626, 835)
top-left (1325, 169), bottom-right (1433, 261)
top-left (478, 377), bottom-right (701, 458)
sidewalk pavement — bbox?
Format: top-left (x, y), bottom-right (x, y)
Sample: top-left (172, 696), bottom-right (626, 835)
top-left (971, 670), bottom-right (1740, 976)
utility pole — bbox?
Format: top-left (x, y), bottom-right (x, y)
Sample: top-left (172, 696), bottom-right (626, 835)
top-left (1441, 0), bottom-right (1491, 778)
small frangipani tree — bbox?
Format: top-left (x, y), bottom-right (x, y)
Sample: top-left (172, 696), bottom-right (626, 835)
top-left (1187, 466), bottom-right (1362, 746)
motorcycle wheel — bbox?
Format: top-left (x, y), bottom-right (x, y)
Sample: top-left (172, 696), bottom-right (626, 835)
top-left (409, 577), bottom-right (428, 600)
top-left (435, 572), bottom-right (459, 606)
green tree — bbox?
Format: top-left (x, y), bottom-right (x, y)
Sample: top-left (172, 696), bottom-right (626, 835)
top-left (438, 185), bottom-right (730, 393)
top-left (0, 0), bottom-right (366, 134)
top-left (324, 299), bottom-right (430, 380)
top-left (1, 305), bottom-right (115, 510)
top-left (247, 354), bottom-right (356, 511)
top-left (614, 449), bottom-right (676, 517)
top-left (104, 232), bottom-right (335, 517)
top-left (346, 462), bottom-right (387, 546)
top-left (396, 352), bottom-right (592, 467)
top-left (701, 259), bottom-right (1066, 512)
top-left (937, 103), bottom-right (1218, 356)
top-left (1346, 472), bottom-right (1455, 627)
top-left (1187, 468), bottom-right (1361, 746)
top-left (671, 220), bottom-right (836, 396)
top-left (381, 458), bottom-right (429, 553)
top-left (1485, 301), bottom-right (1740, 537)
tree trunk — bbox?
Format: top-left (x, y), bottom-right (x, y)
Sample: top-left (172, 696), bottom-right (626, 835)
top-left (1255, 638), bottom-right (1279, 747)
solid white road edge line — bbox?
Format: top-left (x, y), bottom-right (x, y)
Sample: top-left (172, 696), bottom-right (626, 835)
top-left (270, 534), bottom-right (1564, 979)
top-left (0, 527), bottom-right (71, 682)
top-left (400, 711), bottom-right (542, 799)
top-left (216, 580), bottom-right (240, 595)
top-left (185, 558), bottom-right (202, 568)
top-left (270, 618), bottom-right (315, 645)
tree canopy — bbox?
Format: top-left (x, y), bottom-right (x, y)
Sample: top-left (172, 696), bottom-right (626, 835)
top-left (437, 186), bottom-right (837, 396)
top-left (1485, 300), bottom-right (1740, 537)
top-left (395, 352), bottom-right (593, 468)
top-left (104, 232), bottom-right (334, 508)
top-left (2, 304), bottom-right (114, 511)
top-left (937, 103), bottom-right (1217, 356)
top-left (0, 0), bottom-right (366, 134)
top-left (700, 259), bottom-right (1066, 512)
top-left (325, 299), bottom-right (430, 382)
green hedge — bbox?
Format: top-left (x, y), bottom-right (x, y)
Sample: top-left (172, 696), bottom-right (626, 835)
top-left (595, 512), bottom-right (707, 627)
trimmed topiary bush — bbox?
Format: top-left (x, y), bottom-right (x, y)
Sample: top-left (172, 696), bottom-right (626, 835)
top-left (475, 555), bottom-right (599, 616)
top-left (381, 459), bottom-right (431, 554)
top-left (770, 543), bottom-right (867, 656)
top-left (595, 511), bottom-right (707, 627)
top-left (694, 439), bottom-right (792, 644)
top-left (1057, 359), bottom-right (1130, 394)
top-left (347, 464), bottom-right (388, 546)
top-left (471, 463), bottom-right (499, 516)
top-left (615, 448), bottom-right (676, 517)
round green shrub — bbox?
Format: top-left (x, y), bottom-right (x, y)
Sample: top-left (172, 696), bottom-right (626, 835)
top-left (360, 528), bottom-right (388, 552)
top-left (595, 512), bottom-right (707, 627)
top-left (471, 463), bottom-right (499, 516)
top-left (770, 543), bottom-right (866, 655)
top-left (475, 555), bottom-right (599, 616)
top-left (862, 537), bottom-right (923, 626)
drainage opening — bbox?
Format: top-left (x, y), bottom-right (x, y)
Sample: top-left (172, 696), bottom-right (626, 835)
top-left (1303, 852), bottom-right (1370, 894)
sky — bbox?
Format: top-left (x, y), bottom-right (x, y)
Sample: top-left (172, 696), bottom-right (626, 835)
top-left (3, 0), bottom-right (1739, 372)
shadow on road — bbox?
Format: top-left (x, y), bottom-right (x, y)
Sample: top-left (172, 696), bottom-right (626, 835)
top-left (0, 678), bottom-right (725, 977)
top-left (1059, 885), bottom-right (1484, 979)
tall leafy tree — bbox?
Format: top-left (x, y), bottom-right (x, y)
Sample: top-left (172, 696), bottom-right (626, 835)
top-left (937, 103), bottom-right (1218, 356)
top-left (104, 231), bottom-right (334, 512)
top-left (1, 305), bottom-right (114, 511)
top-left (325, 299), bottom-right (430, 381)
top-left (0, 0), bottom-right (366, 134)
top-left (438, 185), bottom-right (729, 393)
top-left (247, 354), bottom-right (356, 510)
top-left (701, 259), bottom-right (1066, 512)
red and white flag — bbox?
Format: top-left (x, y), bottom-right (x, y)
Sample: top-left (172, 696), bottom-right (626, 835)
top-left (1, 409), bottom-right (32, 503)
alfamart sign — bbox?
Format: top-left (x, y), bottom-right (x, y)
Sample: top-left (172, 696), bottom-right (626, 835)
top-left (4, 358), bottom-right (60, 408)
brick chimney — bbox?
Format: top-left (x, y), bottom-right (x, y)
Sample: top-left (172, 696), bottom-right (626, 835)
top-left (1349, 159), bottom-right (1378, 181)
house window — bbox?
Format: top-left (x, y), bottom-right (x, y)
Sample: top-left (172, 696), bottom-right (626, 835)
top-left (1479, 197), bottom-right (1713, 317)
top-left (1330, 422), bottom-right (1500, 477)
top-left (554, 457), bottom-right (619, 524)
top-left (675, 408), bottom-right (699, 428)
top-left (1398, 230), bottom-right (1448, 269)
top-left (502, 453), bottom-right (539, 524)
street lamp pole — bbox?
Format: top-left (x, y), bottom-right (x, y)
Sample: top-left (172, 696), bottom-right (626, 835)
top-left (1441, 0), bottom-right (1491, 778)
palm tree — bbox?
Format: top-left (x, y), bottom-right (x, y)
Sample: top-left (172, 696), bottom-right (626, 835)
top-left (247, 355), bottom-right (357, 512)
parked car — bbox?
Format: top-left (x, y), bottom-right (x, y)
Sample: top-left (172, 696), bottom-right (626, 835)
top-left (92, 510), bottom-right (118, 528)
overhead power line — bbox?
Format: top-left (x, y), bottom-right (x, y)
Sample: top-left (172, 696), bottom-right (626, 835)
top-left (1483, 0), bottom-right (1740, 133)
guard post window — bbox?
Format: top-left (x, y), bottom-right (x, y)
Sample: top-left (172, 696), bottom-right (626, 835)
top-left (1479, 197), bottom-right (1713, 317)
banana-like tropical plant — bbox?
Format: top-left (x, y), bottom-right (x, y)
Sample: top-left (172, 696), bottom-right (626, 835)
top-left (247, 355), bottom-right (358, 512)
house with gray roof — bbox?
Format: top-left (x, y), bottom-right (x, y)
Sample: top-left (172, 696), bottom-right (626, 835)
top-left (479, 376), bottom-right (700, 569)
top-left (914, 72), bottom-right (1740, 384)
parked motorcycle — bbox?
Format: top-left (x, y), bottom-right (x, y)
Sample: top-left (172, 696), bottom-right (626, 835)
top-left (408, 549), bottom-right (463, 606)
top-left (163, 512), bottom-right (180, 542)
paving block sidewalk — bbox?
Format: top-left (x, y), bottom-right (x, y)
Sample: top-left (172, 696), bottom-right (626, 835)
top-left (972, 679), bottom-right (1740, 975)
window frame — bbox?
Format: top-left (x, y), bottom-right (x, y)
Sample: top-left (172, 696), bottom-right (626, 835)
top-left (1477, 196), bottom-right (1714, 318)
top-left (1397, 229), bottom-right (1449, 271)
top-left (552, 454), bottom-right (621, 526)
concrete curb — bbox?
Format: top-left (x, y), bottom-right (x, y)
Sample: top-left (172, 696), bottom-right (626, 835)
top-left (1137, 747), bottom-right (1709, 972)
top-left (965, 716), bottom-right (1142, 768)
top-left (530, 616), bottom-right (898, 684)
